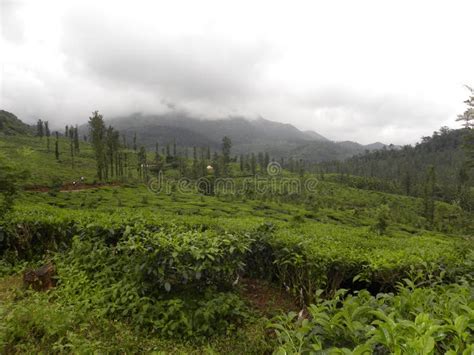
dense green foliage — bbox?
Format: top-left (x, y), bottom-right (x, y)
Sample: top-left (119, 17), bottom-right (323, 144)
top-left (0, 158), bottom-right (28, 219)
top-left (319, 128), bottom-right (474, 206)
top-left (0, 183), bottom-right (472, 352)
top-left (0, 111), bottom-right (473, 353)
top-left (270, 278), bottom-right (473, 354)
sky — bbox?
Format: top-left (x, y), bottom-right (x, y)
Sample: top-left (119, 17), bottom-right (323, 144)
top-left (1, 0), bottom-right (473, 144)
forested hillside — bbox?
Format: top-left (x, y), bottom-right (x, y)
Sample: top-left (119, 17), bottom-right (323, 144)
top-left (319, 127), bottom-right (474, 208)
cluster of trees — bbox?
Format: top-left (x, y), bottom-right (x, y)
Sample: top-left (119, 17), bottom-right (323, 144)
top-left (86, 111), bottom-right (291, 184)
top-left (317, 88), bottom-right (474, 212)
top-left (147, 136), bottom-right (234, 179)
top-left (65, 125), bottom-right (80, 168)
top-left (88, 111), bottom-right (130, 180)
top-left (36, 119), bottom-right (51, 151)
top-left (318, 128), bottom-right (472, 210)
top-left (36, 120), bottom-right (81, 166)
top-left (235, 153), bottom-right (306, 176)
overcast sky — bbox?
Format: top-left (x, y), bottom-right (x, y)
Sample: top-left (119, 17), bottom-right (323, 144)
top-left (1, 0), bottom-right (473, 144)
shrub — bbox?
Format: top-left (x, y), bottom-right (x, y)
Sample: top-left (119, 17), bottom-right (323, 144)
top-left (50, 226), bottom-right (252, 338)
top-left (371, 204), bottom-right (390, 235)
top-left (269, 281), bottom-right (474, 354)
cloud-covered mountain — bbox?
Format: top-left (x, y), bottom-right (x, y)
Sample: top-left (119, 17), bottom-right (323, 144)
top-left (104, 112), bottom-right (390, 162)
top-left (107, 112), bottom-right (328, 147)
top-left (1, 108), bottom-right (396, 162)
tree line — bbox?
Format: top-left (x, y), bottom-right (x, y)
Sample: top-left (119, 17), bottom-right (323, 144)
top-left (36, 119), bottom-right (82, 167)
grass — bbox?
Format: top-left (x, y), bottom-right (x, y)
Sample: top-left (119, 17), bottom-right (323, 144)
top-left (0, 135), bottom-right (97, 186)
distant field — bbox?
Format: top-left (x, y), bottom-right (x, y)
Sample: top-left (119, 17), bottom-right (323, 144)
top-left (0, 134), bottom-right (97, 186)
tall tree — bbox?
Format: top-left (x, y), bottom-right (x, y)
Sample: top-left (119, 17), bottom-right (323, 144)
top-left (55, 132), bottom-right (60, 160)
top-left (456, 86), bottom-right (474, 168)
top-left (212, 151), bottom-right (221, 177)
top-left (70, 132), bottom-right (75, 169)
top-left (44, 121), bottom-right (51, 151)
top-left (221, 136), bottom-right (232, 176)
top-left (193, 146), bottom-right (198, 178)
top-left (250, 153), bottom-right (256, 175)
top-left (74, 125), bottom-right (80, 153)
top-left (138, 146), bottom-right (148, 180)
top-left (456, 86), bottom-right (474, 129)
top-left (88, 111), bottom-right (107, 180)
top-left (36, 119), bottom-right (44, 138)
top-left (105, 126), bottom-right (120, 178)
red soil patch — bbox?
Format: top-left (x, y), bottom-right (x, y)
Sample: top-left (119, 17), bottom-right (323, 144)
top-left (239, 278), bottom-right (299, 316)
top-left (25, 182), bottom-right (121, 192)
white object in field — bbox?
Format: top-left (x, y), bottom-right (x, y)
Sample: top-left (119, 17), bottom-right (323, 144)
top-left (206, 165), bottom-right (214, 172)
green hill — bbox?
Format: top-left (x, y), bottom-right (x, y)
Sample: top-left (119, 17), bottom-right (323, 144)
top-left (0, 133), bottom-right (98, 186)
top-left (0, 110), bottom-right (33, 136)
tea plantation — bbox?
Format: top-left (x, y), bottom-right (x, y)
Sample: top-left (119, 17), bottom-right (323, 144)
top-left (0, 134), bottom-right (473, 354)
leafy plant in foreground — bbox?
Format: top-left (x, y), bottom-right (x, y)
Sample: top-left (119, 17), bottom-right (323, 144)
top-left (269, 281), bottom-right (474, 354)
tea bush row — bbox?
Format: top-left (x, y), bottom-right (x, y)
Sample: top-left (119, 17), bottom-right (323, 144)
top-left (269, 279), bottom-right (474, 354)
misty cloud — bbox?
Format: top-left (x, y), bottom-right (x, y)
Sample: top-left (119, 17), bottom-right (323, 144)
top-left (1, 0), bottom-right (473, 144)
top-left (1, 1), bottom-right (25, 43)
top-left (62, 14), bottom-right (272, 103)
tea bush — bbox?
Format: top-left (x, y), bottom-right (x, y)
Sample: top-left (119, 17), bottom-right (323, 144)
top-left (0, 185), bottom-right (472, 351)
top-left (2, 205), bottom-right (471, 304)
top-left (51, 226), bottom-right (252, 338)
top-left (269, 280), bottom-right (474, 354)
top-left (247, 223), bottom-right (472, 303)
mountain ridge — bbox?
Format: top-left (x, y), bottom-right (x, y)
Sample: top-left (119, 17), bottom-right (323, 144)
top-left (104, 112), bottom-right (394, 162)
top-left (1, 109), bottom-right (395, 162)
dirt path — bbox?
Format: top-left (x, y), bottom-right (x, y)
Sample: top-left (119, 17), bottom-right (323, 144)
top-left (239, 278), bottom-right (298, 316)
top-left (25, 182), bottom-right (122, 193)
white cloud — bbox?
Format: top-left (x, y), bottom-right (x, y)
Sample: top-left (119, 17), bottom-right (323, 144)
top-left (1, 0), bottom-right (473, 144)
